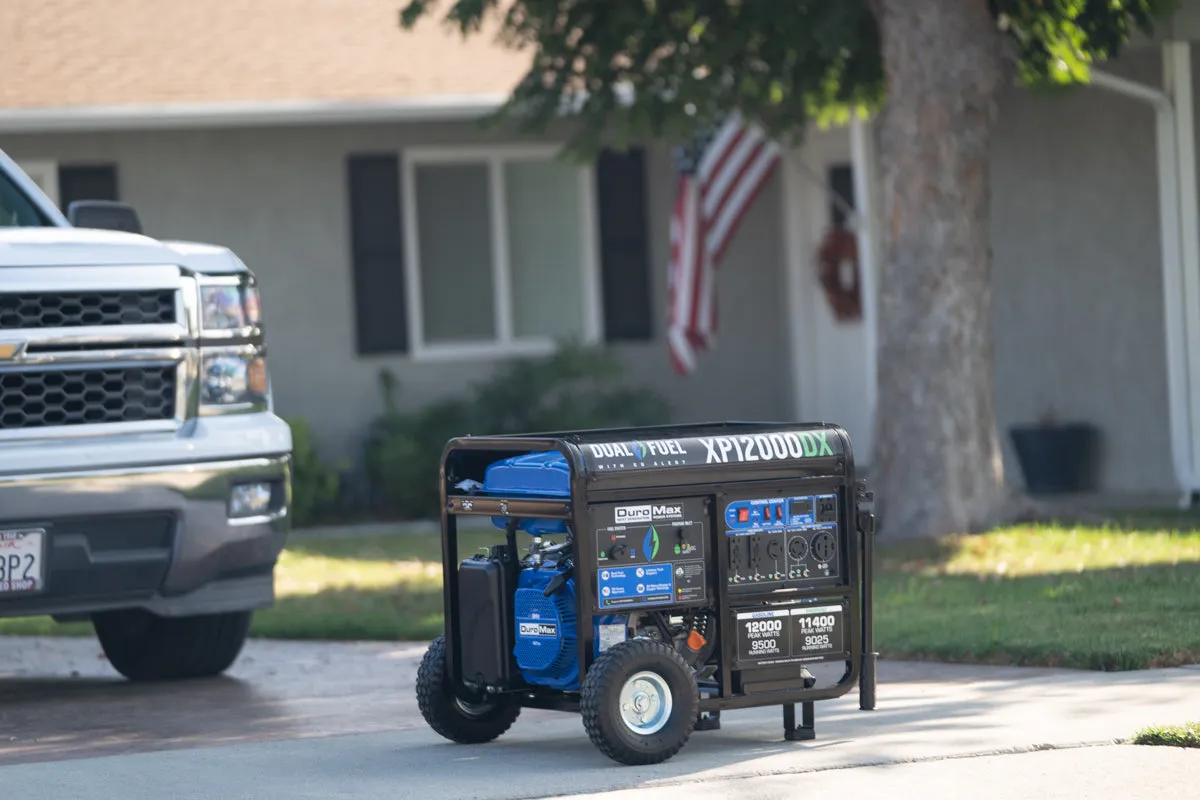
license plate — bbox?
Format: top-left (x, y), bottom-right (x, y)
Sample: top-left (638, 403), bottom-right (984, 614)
top-left (0, 529), bottom-right (45, 594)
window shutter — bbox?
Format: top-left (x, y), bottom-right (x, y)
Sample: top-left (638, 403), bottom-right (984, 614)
top-left (829, 163), bottom-right (855, 227)
top-left (595, 147), bottom-right (653, 341)
top-left (58, 164), bottom-right (119, 209)
top-left (346, 153), bottom-right (408, 355)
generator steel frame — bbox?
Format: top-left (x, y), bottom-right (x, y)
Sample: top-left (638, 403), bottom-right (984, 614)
top-left (437, 421), bottom-right (877, 739)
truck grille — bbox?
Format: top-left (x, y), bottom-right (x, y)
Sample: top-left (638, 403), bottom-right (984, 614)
top-left (0, 366), bottom-right (177, 430)
top-left (0, 290), bottom-right (176, 330)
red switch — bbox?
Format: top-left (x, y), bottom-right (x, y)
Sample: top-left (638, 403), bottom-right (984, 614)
top-left (738, 507), bottom-right (750, 523)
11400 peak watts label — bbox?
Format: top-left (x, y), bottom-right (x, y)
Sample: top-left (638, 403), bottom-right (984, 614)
top-left (583, 428), bottom-right (842, 472)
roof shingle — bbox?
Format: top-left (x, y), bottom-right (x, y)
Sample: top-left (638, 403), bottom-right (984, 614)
top-left (0, 0), bottom-right (533, 110)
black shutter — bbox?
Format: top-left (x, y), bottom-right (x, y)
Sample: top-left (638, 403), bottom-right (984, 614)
top-left (58, 164), bottom-right (119, 209)
top-left (346, 153), bottom-right (408, 355)
top-left (829, 163), bottom-right (855, 227)
top-left (595, 147), bottom-right (653, 341)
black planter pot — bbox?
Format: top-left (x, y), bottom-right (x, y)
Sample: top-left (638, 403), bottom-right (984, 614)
top-left (1008, 422), bottom-right (1101, 495)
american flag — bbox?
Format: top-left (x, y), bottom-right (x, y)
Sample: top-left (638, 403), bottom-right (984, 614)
top-left (668, 110), bottom-right (782, 375)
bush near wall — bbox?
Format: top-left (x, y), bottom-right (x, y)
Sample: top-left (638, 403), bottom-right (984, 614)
top-left (285, 417), bottom-right (344, 528)
top-left (362, 343), bottom-right (672, 521)
top-left (285, 344), bottom-right (672, 525)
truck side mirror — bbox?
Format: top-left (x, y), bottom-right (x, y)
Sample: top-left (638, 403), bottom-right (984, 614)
top-left (67, 200), bottom-right (143, 234)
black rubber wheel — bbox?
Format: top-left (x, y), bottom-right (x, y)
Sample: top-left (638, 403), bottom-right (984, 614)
top-left (416, 635), bottom-right (521, 744)
top-left (92, 609), bottom-right (252, 682)
top-left (580, 639), bottom-right (699, 766)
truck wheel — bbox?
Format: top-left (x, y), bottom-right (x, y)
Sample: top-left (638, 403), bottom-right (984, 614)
top-left (580, 639), bottom-right (699, 766)
top-left (416, 635), bottom-right (521, 744)
top-left (92, 609), bottom-right (251, 682)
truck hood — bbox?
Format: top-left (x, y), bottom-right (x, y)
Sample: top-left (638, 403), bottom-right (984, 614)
top-left (0, 227), bottom-right (247, 274)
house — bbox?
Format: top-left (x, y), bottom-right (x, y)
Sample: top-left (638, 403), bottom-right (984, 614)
top-left (4, 0), bottom-right (1200, 503)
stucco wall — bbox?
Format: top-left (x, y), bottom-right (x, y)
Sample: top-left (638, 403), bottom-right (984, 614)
top-left (0, 121), bottom-right (794, 464)
top-left (990, 46), bottom-right (1173, 492)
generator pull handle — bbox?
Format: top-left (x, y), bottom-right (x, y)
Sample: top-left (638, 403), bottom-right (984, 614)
top-left (542, 571), bottom-right (570, 597)
top-left (855, 479), bottom-right (878, 712)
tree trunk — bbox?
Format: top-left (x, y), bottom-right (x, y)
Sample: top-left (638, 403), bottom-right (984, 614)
top-left (871, 0), bottom-right (1013, 539)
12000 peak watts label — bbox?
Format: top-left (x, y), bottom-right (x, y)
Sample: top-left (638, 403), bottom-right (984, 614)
top-left (734, 603), bottom-right (846, 667)
top-left (581, 428), bottom-right (842, 472)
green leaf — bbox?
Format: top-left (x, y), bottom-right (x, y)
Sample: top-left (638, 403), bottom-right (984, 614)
top-left (397, 0), bottom-right (1178, 154)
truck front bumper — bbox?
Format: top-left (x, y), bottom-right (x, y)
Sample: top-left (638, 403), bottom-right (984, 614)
top-left (0, 452), bottom-right (291, 620)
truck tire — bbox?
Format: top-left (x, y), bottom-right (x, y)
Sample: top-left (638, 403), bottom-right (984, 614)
top-left (92, 609), bottom-right (252, 682)
top-left (580, 638), bottom-right (699, 766)
top-left (416, 635), bottom-right (521, 744)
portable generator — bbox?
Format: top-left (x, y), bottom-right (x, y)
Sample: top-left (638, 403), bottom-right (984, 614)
top-left (415, 422), bottom-right (877, 766)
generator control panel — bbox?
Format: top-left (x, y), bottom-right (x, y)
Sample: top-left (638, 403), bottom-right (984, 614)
top-left (723, 493), bottom-right (842, 593)
top-left (591, 496), bottom-right (710, 611)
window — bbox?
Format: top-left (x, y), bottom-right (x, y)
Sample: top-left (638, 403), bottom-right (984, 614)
top-left (59, 163), bottom-right (119, 209)
top-left (0, 160), bottom-right (121, 227)
top-left (402, 145), bottom-right (602, 358)
top-left (15, 160), bottom-right (59, 208)
top-left (0, 161), bottom-right (55, 227)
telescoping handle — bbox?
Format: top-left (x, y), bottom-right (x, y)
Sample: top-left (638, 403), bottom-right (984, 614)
top-left (855, 479), bottom-right (877, 711)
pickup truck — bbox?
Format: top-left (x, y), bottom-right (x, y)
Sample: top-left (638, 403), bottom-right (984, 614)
top-left (0, 147), bottom-right (293, 682)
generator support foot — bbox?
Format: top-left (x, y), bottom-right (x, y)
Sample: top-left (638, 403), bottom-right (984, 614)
top-left (782, 701), bottom-right (815, 742)
top-left (860, 651), bottom-right (878, 710)
top-left (695, 711), bottom-right (721, 731)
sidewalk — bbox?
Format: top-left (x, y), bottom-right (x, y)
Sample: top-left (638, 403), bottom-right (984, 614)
top-left (554, 746), bottom-right (1200, 800)
top-left (2, 636), bottom-right (1198, 799)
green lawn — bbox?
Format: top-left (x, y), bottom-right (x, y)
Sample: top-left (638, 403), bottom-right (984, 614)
top-left (5, 512), bottom-right (1200, 671)
top-left (873, 516), bottom-right (1200, 670)
top-left (1133, 721), bottom-right (1200, 748)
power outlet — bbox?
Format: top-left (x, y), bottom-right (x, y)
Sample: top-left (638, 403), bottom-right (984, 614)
top-left (748, 533), bottom-right (765, 574)
top-left (727, 536), bottom-right (748, 581)
top-left (765, 535), bottom-right (783, 578)
top-left (746, 533), bottom-right (784, 580)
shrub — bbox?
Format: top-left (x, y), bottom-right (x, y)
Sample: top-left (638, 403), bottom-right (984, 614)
top-left (363, 342), bottom-right (671, 520)
top-left (286, 417), bottom-right (343, 528)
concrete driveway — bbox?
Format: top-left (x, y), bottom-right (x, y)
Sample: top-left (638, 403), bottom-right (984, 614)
top-left (1, 636), bottom-right (1199, 799)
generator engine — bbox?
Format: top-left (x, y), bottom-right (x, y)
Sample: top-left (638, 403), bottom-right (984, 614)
top-left (455, 450), bottom-right (715, 695)
top-left (453, 451), bottom-right (587, 692)
top-left (512, 548), bottom-right (579, 690)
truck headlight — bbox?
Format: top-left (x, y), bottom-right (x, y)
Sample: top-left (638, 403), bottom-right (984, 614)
top-left (200, 346), bottom-right (270, 413)
top-left (199, 279), bottom-right (262, 335)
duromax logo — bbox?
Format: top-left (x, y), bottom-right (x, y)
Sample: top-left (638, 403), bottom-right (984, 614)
top-left (643, 526), bottom-right (660, 561)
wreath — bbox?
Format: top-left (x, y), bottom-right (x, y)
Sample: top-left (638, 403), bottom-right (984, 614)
top-left (816, 225), bottom-right (862, 322)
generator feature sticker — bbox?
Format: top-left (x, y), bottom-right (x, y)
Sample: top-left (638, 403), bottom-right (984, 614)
top-left (597, 564), bottom-right (674, 607)
top-left (734, 603), bottom-right (847, 667)
top-left (596, 623), bottom-right (628, 653)
top-left (592, 496), bottom-right (709, 610)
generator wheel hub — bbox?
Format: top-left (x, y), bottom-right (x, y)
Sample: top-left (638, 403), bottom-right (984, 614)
top-left (619, 671), bottom-right (673, 735)
top-left (453, 696), bottom-right (494, 718)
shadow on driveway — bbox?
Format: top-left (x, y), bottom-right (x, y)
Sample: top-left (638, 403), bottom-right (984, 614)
top-left (0, 636), bottom-right (428, 765)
